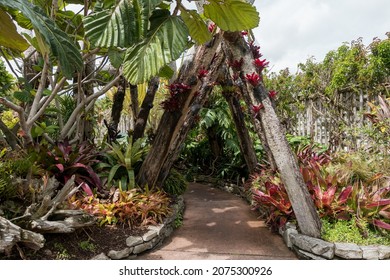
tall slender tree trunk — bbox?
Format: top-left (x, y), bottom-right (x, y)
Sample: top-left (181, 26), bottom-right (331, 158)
top-left (137, 33), bottom-right (225, 188)
top-left (222, 32), bottom-right (321, 238)
top-left (133, 77), bottom-right (159, 142)
top-left (110, 76), bottom-right (126, 131)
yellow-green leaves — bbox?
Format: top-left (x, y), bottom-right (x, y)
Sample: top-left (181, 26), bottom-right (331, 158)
top-left (180, 8), bottom-right (211, 45)
top-left (0, 0), bottom-right (82, 78)
top-left (204, 0), bottom-right (260, 31)
top-left (0, 10), bottom-right (29, 51)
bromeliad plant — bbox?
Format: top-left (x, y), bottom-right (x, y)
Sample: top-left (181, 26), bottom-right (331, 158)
top-left (97, 137), bottom-right (149, 191)
top-left (36, 141), bottom-right (102, 196)
top-left (70, 188), bottom-right (171, 228)
top-left (249, 169), bottom-right (294, 231)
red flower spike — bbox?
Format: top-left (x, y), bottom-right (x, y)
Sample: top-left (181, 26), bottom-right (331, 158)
top-left (197, 68), bottom-right (208, 79)
top-left (228, 58), bottom-right (244, 71)
top-left (254, 58), bottom-right (269, 72)
top-left (208, 23), bottom-right (216, 33)
top-left (232, 72), bottom-right (240, 81)
top-left (245, 72), bottom-right (261, 87)
top-left (268, 90), bottom-right (278, 99)
top-left (241, 31), bottom-right (248, 36)
top-left (251, 103), bottom-right (264, 117)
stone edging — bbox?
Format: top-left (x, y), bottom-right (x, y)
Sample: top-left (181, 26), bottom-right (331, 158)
top-left (91, 196), bottom-right (185, 260)
top-left (279, 222), bottom-right (390, 260)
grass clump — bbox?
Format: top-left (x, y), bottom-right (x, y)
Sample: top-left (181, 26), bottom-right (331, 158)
top-left (321, 218), bottom-right (390, 246)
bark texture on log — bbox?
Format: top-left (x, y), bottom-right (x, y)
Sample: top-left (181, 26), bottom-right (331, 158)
top-left (137, 33), bottom-right (225, 188)
top-left (0, 216), bottom-right (45, 255)
top-left (222, 32), bottom-right (321, 238)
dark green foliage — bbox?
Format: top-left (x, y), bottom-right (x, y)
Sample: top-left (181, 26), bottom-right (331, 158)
top-left (163, 169), bottom-right (187, 196)
top-left (97, 137), bottom-right (149, 191)
top-left (0, 153), bottom-right (36, 200)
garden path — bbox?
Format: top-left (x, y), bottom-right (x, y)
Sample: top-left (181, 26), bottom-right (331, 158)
top-left (139, 183), bottom-right (297, 260)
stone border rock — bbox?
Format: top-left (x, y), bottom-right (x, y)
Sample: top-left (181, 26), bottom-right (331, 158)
top-left (279, 222), bottom-right (390, 260)
top-left (91, 196), bottom-right (185, 260)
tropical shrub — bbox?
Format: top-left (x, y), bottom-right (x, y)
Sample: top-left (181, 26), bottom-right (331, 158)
top-left (70, 189), bottom-right (171, 228)
top-left (163, 168), bottom-right (188, 196)
top-left (97, 137), bottom-right (149, 191)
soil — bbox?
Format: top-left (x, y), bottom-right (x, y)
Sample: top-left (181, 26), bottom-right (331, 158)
top-left (1, 224), bottom-right (147, 260)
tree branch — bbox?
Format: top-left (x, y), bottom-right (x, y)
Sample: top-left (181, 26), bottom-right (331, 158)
top-left (60, 74), bottom-right (121, 139)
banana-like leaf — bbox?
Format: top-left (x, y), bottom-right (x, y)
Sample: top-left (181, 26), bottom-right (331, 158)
top-left (84, 0), bottom-right (162, 48)
top-left (204, 0), bottom-right (260, 31)
top-left (0, 10), bottom-right (29, 51)
top-left (179, 8), bottom-right (211, 45)
top-left (0, 0), bottom-right (82, 78)
top-left (123, 11), bottom-right (189, 84)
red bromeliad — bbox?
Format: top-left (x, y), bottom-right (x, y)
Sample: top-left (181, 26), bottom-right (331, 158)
top-left (254, 58), bottom-right (269, 72)
top-left (268, 90), bottom-right (278, 99)
top-left (249, 41), bottom-right (262, 59)
top-left (251, 103), bottom-right (264, 117)
top-left (197, 68), bottom-right (208, 79)
top-left (161, 83), bottom-right (191, 111)
top-left (245, 72), bottom-right (261, 87)
top-left (228, 58), bottom-right (244, 72)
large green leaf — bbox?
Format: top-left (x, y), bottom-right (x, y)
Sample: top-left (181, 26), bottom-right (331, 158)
top-left (180, 8), bottom-right (211, 45)
top-left (83, 0), bottom-right (162, 48)
top-left (123, 11), bottom-right (189, 84)
top-left (204, 0), bottom-right (260, 31)
top-left (0, 10), bottom-right (29, 51)
top-left (0, 0), bottom-right (82, 78)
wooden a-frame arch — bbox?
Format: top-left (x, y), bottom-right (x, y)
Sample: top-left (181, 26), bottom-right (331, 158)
top-left (136, 31), bottom-right (322, 238)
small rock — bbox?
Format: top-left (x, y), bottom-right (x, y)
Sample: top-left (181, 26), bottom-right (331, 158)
top-left (142, 229), bottom-right (158, 242)
top-left (290, 233), bottom-right (334, 259)
top-left (283, 228), bottom-right (298, 249)
top-left (164, 226), bottom-right (174, 237)
top-left (295, 249), bottom-right (326, 260)
top-left (108, 247), bottom-right (133, 260)
top-left (133, 241), bottom-right (153, 254)
top-left (91, 253), bottom-right (110, 260)
top-left (148, 224), bottom-right (165, 236)
top-left (335, 243), bottom-right (362, 259)
top-left (378, 245), bottom-right (390, 260)
top-left (126, 236), bottom-right (143, 247)
top-left (42, 249), bottom-right (53, 257)
top-left (361, 246), bottom-right (379, 260)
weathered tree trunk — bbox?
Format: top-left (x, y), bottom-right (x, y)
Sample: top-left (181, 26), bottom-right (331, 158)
top-left (0, 176), bottom-right (95, 255)
top-left (222, 32), bottom-right (321, 238)
top-left (73, 54), bottom-right (96, 143)
top-left (133, 76), bottom-right (159, 142)
top-left (109, 76), bottom-right (126, 133)
top-left (137, 33), bottom-right (225, 188)
top-left (224, 92), bottom-right (258, 174)
top-left (0, 216), bottom-right (45, 255)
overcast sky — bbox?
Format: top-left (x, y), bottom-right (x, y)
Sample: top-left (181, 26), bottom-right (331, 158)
top-left (252, 0), bottom-right (390, 73)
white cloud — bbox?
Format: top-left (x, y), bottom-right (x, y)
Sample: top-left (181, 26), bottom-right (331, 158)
top-left (253, 0), bottom-right (390, 73)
